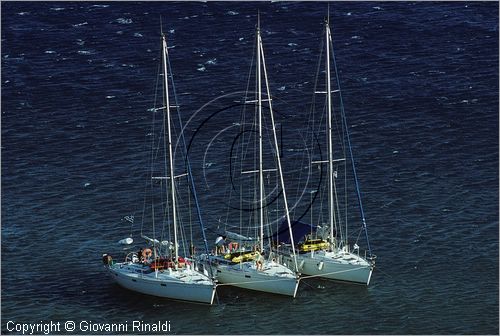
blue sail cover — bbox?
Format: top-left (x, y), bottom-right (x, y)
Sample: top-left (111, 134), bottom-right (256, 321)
top-left (271, 220), bottom-right (318, 245)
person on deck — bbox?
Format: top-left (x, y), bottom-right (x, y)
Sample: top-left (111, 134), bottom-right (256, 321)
top-left (215, 235), bottom-right (227, 255)
top-left (255, 250), bottom-right (264, 271)
top-left (137, 248), bottom-right (143, 263)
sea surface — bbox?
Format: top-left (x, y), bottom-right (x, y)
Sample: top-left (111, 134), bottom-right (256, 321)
top-left (1, 1), bottom-right (498, 335)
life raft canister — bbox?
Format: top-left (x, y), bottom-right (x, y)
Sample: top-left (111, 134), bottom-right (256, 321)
top-left (298, 239), bottom-right (329, 252)
top-left (231, 251), bottom-right (257, 263)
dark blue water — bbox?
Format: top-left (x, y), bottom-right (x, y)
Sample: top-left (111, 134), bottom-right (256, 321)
top-left (2, 1), bottom-right (498, 334)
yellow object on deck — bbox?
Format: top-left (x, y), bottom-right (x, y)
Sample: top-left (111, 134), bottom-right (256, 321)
top-left (298, 239), bottom-right (329, 252)
top-left (223, 251), bottom-right (258, 263)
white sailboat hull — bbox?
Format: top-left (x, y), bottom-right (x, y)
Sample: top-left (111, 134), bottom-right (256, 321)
top-left (106, 263), bottom-right (216, 304)
top-left (282, 250), bottom-right (373, 285)
top-left (202, 256), bottom-right (299, 297)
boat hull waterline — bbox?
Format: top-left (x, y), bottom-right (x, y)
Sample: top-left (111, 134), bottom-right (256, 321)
top-left (281, 250), bottom-right (373, 285)
top-left (107, 262), bottom-right (216, 304)
top-left (202, 255), bottom-right (300, 297)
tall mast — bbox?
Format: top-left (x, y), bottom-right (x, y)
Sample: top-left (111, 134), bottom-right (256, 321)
top-left (259, 30), bottom-right (298, 271)
top-left (257, 14), bottom-right (264, 252)
top-left (326, 18), bottom-right (336, 249)
top-left (162, 33), bottom-right (179, 262)
top-left (328, 17), bottom-right (372, 255)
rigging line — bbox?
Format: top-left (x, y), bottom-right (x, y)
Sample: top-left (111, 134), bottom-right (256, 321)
top-left (161, 33), bottom-right (179, 262)
top-left (374, 266), bottom-right (390, 278)
top-left (164, 179), bottom-right (172, 255)
top-left (322, 38), bottom-right (350, 239)
top-left (329, 21), bottom-right (372, 256)
top-left (332, 172), bottom-right (345, 244)
top-left (325, 20), bottom-right (337, 255)
top-left (128, 215), bottom-right (135, 238)
top-left (232, 36), bottom-right (258, 229)
top-left (220, 45), bottom-right (257, 229)
top-left (354, 226), bottom-right (363, 245)
top-left (242, 33), bottom-right (258, 116)
top-left (325, 43), bottom-right (349, 240)
top-left (164, 35), bottom-right (212, 260)
top-left (299, 279), bottom-right (316, 289)
top-left (257, 26), bottom-right (264, 252)
top-left (293, 133), bottom-right (324, 225)
top-left (159, 180), bottom-right (169, 255)
top-left (296, 31), bottom-right (327, 227)
top-left (188, 175), bottom-right (193, 253)
top-left (311, 30), bottom-right (325, 146)
top-left (259, 34), bottom-right (298, 271)
top-left (153, 110), bottom-right (171, 245)
top-left (343, 101), bottom-right (348, 246)
top-left (224, 108), bottom-right (259, 231)
top-left (141, 49), bottom-right (164, 238)
top-left (230, 30), bottom-right (258, 219)
top-left (146, 50), bottom-right (165, 242)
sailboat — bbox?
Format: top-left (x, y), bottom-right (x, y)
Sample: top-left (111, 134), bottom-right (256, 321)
top-left (198, 17), bottom-right (300, 297)
top-left (102, 29), bottom-right (217, 304)
top-left (279, 17), bottom-right (376, 285)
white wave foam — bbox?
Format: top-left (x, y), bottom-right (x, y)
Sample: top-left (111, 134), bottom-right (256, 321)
top-left (73, 22), bottom-right (88, 27)
top-left (115, 18), bottom-right (133, 24)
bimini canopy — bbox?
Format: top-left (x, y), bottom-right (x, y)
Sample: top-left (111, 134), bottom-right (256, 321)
top-left (270, 220), bottom-right (318, 245)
